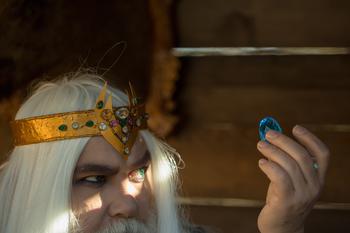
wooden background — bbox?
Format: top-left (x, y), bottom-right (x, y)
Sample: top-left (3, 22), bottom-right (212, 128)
top-left (1, 0), bottom-right (350, 232)
top-left (170, 0), bottom-right (350, 232)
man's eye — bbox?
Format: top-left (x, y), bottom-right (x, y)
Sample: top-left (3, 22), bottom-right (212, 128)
top-left (128, 166), bottom-right (148, 183)
top-left (80, 175), bottom-right (106, 185)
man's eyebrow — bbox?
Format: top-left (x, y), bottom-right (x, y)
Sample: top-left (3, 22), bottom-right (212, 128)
top-left (129, 150), bottom-right (151, 168)
top-left (74, 151), bottom-right (151, 175)
top-left (74, 164), bottom-right (119, 175)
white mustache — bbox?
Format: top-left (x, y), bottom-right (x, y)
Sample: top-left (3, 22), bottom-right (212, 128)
top-left (97, 214), bottom-right (157, 233)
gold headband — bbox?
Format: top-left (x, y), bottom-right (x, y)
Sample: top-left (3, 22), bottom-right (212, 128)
top-left (10, 82), bottom-right (148, 159)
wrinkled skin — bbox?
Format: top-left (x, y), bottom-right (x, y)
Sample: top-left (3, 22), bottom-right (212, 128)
top-left (71, 136), bottom-right (154, 233)
top-left (257, 125), bottom-right (330, 233)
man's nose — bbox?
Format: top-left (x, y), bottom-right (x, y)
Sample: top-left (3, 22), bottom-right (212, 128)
top-left (107, 179), bottom-right (139, 218)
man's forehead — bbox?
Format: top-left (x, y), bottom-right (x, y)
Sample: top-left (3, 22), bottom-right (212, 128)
top-left (76, 135), bottom-right (148, 168)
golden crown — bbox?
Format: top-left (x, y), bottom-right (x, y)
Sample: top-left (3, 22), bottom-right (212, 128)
top-left (10, 82), bottom-right (148, 159)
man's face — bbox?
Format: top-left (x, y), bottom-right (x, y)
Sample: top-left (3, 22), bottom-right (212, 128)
top-left (71, 136), bottom-right (154, 233)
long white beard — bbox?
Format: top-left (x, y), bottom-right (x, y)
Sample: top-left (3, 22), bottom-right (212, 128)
top-left (96, 212), bottom-right (157, 233)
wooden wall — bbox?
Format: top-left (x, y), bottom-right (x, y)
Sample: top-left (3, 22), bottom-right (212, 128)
top-left (170, 0), bottom-right (350, 232)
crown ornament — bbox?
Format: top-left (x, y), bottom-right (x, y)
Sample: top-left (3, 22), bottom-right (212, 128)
top-left (10, 81), bottom-right (148, 159)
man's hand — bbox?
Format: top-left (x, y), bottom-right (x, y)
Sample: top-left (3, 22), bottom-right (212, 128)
top-left (256, 125), bottom-right (330, 233)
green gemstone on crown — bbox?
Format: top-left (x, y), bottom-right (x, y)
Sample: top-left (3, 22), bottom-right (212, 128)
top-left (58, 124), bottom-right (68, 131)
top-left (97, 100), bottom-right (104, 109)
top-left (85, 120), bottom-right (95, 127)
top-left (119, 118), bottom-right (128, 127)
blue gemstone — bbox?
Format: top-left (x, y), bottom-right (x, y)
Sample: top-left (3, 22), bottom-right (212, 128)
top-left (259, 117), bottom-right (282, 141)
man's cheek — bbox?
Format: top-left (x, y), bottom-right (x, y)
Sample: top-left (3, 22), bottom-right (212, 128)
top-left (74, 194), bottom-right (105, 232)
top-left (78, 208), bottom-right (106, 233)
top-left (137, 185), bottom-right (156, 220)
top-left (73, 191), bottom-right (104, 213)
top-left (146, 166), bottom-right (154, 192)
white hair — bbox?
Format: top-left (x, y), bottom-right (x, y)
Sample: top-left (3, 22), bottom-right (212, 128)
top-left (0, 72), bottom-right (185, 233)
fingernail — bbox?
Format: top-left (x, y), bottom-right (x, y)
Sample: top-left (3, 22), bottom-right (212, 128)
top-left (257, 141), bottom-right (268, 148)
top-left (294, 125), bottom-right (306, 135)
top-left (266, 130), bottom-right (278, 139)
top-left (259, 159), bottom-right (267, 165)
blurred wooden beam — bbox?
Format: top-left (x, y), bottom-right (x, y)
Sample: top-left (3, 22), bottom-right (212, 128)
top-left (203, 123), bottom-right (350, 133)
top-left (178, 197), bottom-right (350, 210)
top-left (303, 124), bottom-right (350, 133)
top-left (172, 47), bottom-right (350, 57)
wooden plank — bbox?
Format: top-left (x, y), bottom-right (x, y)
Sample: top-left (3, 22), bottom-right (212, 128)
top-left (170, 127), bottom-right (350, 202)
top-left (178, 197), bottom-right (350, 210)
top-left (186, 206), bottom-right (350, 233)
top-left (178, 56), bottom-right (350, 89)
top-left (176, 0), bottom-right (350, 46)
top-left (173, 47), bottom-right (350, 57)
top-left (168, 84), bottom-right (350, 202)
top-left (183, 86), bottom-right (350, 124)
